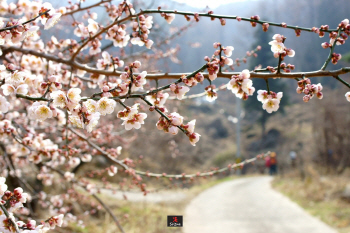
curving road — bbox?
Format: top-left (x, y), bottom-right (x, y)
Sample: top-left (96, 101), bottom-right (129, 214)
top-left (184, 176), bottom-right (337, 233)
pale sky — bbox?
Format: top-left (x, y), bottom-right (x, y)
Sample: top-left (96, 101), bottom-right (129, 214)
top-left (173, 0), bottom-right (249, 9)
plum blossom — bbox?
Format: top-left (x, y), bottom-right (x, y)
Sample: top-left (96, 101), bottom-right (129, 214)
top-left (81, 154), bottom-right (92, 163)
top-left (207, 60), bottom-right (219, 81)
top-left (97, 51), bottom-right (114, 70)
top-left (205, 86), bottom-right (217, 102)
top-left (132, 71), bottom-right (147, 91)
top-left (257, 90), bottom-right (283, 113)
top-left (163, 13), bottom-right (175, 24)
top-left (50, 90), bottom-right (67, 108)
top-left (87, 19), bottom-right (99, 34)
top-left (0, 95), bottom-right (10, 113)
top-left (156, 113), bottom-right (198, 143)
top-left (170, 84), bottom-right (190, 100)
top-left (96, 97), bottom-right (116, 115)
top-left (0, 177), bottom-right (7, 196)
top-left (182, 72), bottom-right (204, 87)
top-left (227, 69), bottom-right (255, 99)
top-left (263, 98), bottom-right (280, 113)
top-left (74, 23), bottom-right (89, 37)
top-left (189, 132), bottom-right (201, 146)
top-left (346, 91), bottom-right (350, 102)
top-left (86, 112), bottom-right (100, 132)
top-left (10, 71), bottom-right (26, 83)
top-left (223, 46), bottom-right (234, 57)
top-left (66, 88), bottom-right (81, 110)
top-left (183, 119), bottom-right (196, 134)
top-left (29, 103), bottom-right (53, 121)
top-left (107, 166), bottom-right (118, 176)
top-left (64, 172), bottom-right (75, 182)
top-left (169, 112), bottom-right (183, 126)
top-left (269, 34), bottom-right (295, 59)
top-left (145, 92), bottom-right (169, 108)
top-left (44, 13), bottom-right (62, 30)
top-left (296, 78), bottom-right (323, 102)
top-left (69, 115), bottom-right (84, 129)
top-left (46, 214), bottom-right (64, 229)
top-left (118, 104), bottom-right (147, 130)
top-left (0, 213), bottom-right (17, 232)
top-left (105, 25), bottom-right (130, 48)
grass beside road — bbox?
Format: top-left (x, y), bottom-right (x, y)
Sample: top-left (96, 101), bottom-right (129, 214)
top-left (59, 174), bottom-right (239, 233)
top-left (272, 172), bottom-right (350, 233)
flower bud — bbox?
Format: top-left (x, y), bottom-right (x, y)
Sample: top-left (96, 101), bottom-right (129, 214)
top-left (303, 95), bottom-right (310, 102)
top-left (262, 23), bottom-right (269, 32)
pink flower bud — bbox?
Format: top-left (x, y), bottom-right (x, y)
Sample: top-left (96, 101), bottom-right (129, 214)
top-left (321, 42), bottom-right (330, 49)
top-left (220, 18), bottom-right (226, 26)
top-left (303, 95), bottom-right (310, 102)
top-left (316, 92), bottom-right (323, 99)
top-left (262, 23), bottom-right (269, 32)
top-left (296, 87), bottom-right (303, 94)
top-left (7, 63), bottom-right (15, 70)
top-left (133, 61), bottom-right (141, 68)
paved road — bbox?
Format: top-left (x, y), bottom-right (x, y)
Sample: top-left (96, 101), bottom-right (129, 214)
top-left (184, 176), bottom-right (337, 233)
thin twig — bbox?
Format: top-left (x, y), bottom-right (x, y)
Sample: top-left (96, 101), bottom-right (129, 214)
top-left (321, 29), bottom-right (342, 70)
top-left (0, 10), bottom-right (50, 32)
top-left (334, 75), bottom-right (350, 89)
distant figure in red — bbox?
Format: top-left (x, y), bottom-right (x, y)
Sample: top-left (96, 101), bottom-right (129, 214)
top-left (269, 152), bottom-right (277, 175)
top-left (265, 155), bottom-right (271, 170)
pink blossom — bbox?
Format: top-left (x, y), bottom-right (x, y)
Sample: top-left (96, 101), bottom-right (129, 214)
top-left (345, 92), bottom-right (350, 102)
top-left (189, 133), bottom-right (201, 146)
top-left (223, 46), bottom-right (234, 57)
top-left (169, 112), bottom-right (183, 126)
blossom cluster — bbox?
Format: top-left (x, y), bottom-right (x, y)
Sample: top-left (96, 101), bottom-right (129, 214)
top-left (268, 34), bottom-right (295, 59)
top-left (227, 69), bottom-right (255, 100)
top-left (0, 177), bottom-right (64, 232)
top-left (0, 1), bottom-right (62, 50)
top-left (321, 19), bottom-right (349, 48)
top-left (182, 72), bottom-right (205, 87)
top-left (257, 90), bottom-right (283, 113)
top-left (205, 85), bottom-right (218, 102)
top-left (131, 15), bottom-right (154, 49)
top-left (0, 2), bottom-right (349, 232)
top-left (207, 43), bottom-right (235, 81)
top-left (156, 113), bottom-right (200, 146)
top-left (296, 78), bottom-right (323, 102)
top-left (170, 84), bottom-right (190, 100)
top-left (117, 104), bottom-right (147, 130)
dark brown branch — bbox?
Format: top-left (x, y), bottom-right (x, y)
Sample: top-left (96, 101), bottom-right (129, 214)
top-left (140, 9), bottom-right (340, 33)
top-left (3, 46), bottom-right (350, 81)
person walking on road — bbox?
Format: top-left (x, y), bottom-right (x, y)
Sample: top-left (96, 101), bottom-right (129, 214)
top-left (269, 152), bottom-right (277, 175)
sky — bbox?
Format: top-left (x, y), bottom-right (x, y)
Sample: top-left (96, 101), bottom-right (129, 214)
top-left (173, 0), bottom-right (249, 9)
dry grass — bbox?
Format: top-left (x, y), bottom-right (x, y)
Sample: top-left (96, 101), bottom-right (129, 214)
top-left (53, 175), bottom-right (238, 233)
top-left (272, 170), bottom-right (350, 233)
